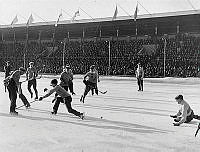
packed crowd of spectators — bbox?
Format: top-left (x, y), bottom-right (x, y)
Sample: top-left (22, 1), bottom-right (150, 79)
top-left (0, 33), bottom-right (199, 77)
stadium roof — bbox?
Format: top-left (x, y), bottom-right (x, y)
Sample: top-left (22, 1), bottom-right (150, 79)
top-left (0, 9), bottom-right (200, 29)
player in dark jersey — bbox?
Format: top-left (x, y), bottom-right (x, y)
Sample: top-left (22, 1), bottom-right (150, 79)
top-left (91, 67), bottom-right (100, 95)
top-left (60, 65), bottom-right (75, 95)
top-left (80, 65), bottom-right (98, 103)
top-left (4, 67), bottom-right (30, 115)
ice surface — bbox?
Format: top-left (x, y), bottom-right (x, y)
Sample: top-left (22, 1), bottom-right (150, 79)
top-left (0, 73), bottom-right (200, 152)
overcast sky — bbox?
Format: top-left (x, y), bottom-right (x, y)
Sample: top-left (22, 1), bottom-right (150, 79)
top-left (0, 0), bottom-right (200, 25)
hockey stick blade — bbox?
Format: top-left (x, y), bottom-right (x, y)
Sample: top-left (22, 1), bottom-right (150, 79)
top-left (98, 90), bottom-right (107, 94)
top-left (195, 123), bottom-right (200, 137)
top-left (86, 83), bottom-right (107, 95)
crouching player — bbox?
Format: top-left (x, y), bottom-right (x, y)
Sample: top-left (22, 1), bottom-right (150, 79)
top-left (39, 79), bottom-right (84, 119)
top-left (80, 65), bottom-right (98, 103)
top-left (170, 95), bottom-right (200, 126)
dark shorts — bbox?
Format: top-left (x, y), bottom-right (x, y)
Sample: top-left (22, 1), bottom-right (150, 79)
top-left (185, 110), bottom-right (194, 123)
top-left (83, 80), bottom-right (96, 88)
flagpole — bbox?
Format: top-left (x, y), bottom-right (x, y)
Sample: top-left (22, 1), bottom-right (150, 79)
top-left (11, 15), bottom-right (18, 63)
top-left (53, 11), bottom-right (62, 61)
top-left (99, 29), bottom-right (102, 41)
top-left (134, 3), bottom-right (138, 60)
top-left (1, 32), bottom-right (4, 42)
top-left (1, 32), bottom-right (6, 59)
top-left (23, 53), bottom-right (25, 68)
top-left (62, 40), bottom-right (66, 69)
top-left (13, 29), bottom-right (16, 65)
top-left (67, 32), bottom-right (70, 61)
top-left (12, 27), bottom-right (16, 53)
top-left (82, 28), bottom-right (85, 53)
top-left (135, 21), bottom-right (138, 54)
top-left (116, 29), bottom-right (119, 66)
top-left (38, 31), bottom-right (41, 53)
top-left (163, 37), bottom-right (167, 77)
top-left (116, 29), bottom-right (119, 42)
top-left (52, 27), bottom-right (56, 54)
top-left (108, 40), bottom-right (111, 75)
top-left (24, 27), bottom-right (28, 68)
top-left (24, 14), bottom-right (33, 68)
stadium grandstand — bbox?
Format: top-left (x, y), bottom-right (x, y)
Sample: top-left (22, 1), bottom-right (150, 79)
top-left (0, 9), bottom-right (200, 77)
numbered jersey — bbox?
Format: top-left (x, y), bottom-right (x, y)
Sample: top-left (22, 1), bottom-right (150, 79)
top-left (85, 72), bottom-right (98, 84)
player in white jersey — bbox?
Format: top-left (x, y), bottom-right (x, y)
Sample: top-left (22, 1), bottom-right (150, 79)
top-left (26, 62), bottom-right (38, 99)
top-left (135, 63), bottom-right (144, 91)
top-left (170, 95), bottom-right (200, 126)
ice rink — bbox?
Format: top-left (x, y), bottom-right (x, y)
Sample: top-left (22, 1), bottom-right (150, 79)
top-left (0, 73), bottom-right (200, 152)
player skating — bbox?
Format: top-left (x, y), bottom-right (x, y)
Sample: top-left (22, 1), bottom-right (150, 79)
top-left (26, 62), bottom-right (38, 100)
top-left (91, 66), bottom-right (100, 95)
top-left (4, 67), bottom-right (31, 115)
top-left (170, 95), bottom-right (200, 126)
top-left (80, 65), bottom-right (98, 103)
top-left (60, 65), bottom-right (76, 95)
top-left (39, 79), bottom-right (84, 119)
top-left (135, 63), bottom-right (144, 91)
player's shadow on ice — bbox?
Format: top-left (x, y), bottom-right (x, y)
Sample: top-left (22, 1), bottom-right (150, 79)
top-left (74, 103), bottom-right (173, 117)
top-left (91, 95), bottom-right (173, 105)
top-left (0, 111), bottom-right (171, 134)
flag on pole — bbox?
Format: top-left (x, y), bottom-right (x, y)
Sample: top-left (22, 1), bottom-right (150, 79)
top-left (134, 3), bottom-right (138, 21)
top-left (112, 5), bottom-right (118, 20)
top-left (71, 10), bottom-right (80, 22)
top-left (26, 14), bottom-right (34, 26)
top-left (11, 15), bottom-right (18, 27)
top-left (55, 12), bottom-right (62, 27)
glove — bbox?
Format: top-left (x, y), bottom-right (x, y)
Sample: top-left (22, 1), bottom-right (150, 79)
top-left (39, 97), bottom-right (43, 101)
top-left (173, 123), bottom-right (180, 126)
top-left (170, 115), bottom-right (177, 118)
top-left (44, 88), bottom-right (48, 92)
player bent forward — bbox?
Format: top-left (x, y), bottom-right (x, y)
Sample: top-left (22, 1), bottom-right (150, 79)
top-left (170, 95), bottom-right (200, 126)
top-left (39, 79), bottom-right (84, 119)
